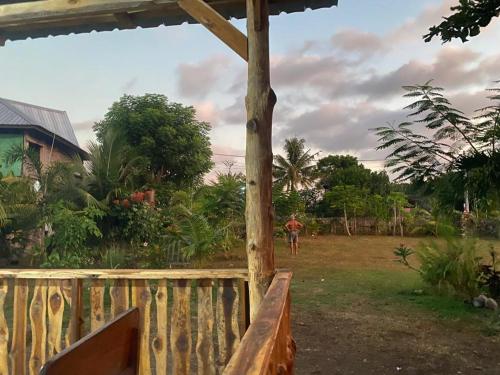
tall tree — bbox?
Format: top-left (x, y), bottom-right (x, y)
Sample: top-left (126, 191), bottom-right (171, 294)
top-left (94, 94), bottom-right (213, 187)
top-left (424, 0), bottom-right (500, 43)
top-left (373, 82), bottom-right (499, 213)
top-left (273, 137), bottom-right (317, 191)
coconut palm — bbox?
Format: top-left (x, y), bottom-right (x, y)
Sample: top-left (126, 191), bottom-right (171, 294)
top-left (273, 137), bottom-right (317, 192)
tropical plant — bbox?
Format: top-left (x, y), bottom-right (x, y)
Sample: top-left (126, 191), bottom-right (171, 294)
top-left (387, 192), bottom-right (408, 237)
top-left (273, 137), bottom-right (317, 192)
top-left (418, 238), bottom-right (483, 300)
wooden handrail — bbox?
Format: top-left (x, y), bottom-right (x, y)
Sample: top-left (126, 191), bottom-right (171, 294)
top-left (0, 268), bottom-right (248, 280)
top-left (40, 308), bottom-right (140, 375)
top-left (223, 271), bottom-right (295, 375)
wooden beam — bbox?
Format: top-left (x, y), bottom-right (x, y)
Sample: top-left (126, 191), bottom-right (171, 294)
top-left (178, 0), bottom-right (248, 61)
top-left (244, 0), bottom-right (275, 321)
top-left (114, 12), bottom-right (136, 28)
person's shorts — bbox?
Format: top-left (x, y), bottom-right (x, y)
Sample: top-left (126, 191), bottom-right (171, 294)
top-left (288, 231), bottom-right (299, 243)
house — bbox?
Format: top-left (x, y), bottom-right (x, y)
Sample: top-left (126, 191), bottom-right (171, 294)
top-left (0, 97), bottom-right (87, 177)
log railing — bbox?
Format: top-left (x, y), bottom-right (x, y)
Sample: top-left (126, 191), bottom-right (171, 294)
top-left (0, 269), bottom-right (249, 375)
top-left (223, 271), bottom-right (294, 375)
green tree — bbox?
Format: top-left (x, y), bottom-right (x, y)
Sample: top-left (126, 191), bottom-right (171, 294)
top-left (373, 82), bottom-right (499, 214)
top-left (424, 0), bottom-right (500, 43)
top-left (273, 137), bottom-right (317, 191)
top-left (316, 154), bottom-right (389, 194)
top-left (94, 94), bottom-right (213, 187)
top-left (326, 185), bottom-right (364, 236)
top-left (387, 192), bottom-right (408, 237)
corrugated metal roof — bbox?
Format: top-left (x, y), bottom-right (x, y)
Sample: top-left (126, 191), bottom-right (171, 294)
top-left (0, 0), bottom-right (338, 43)
top-left (0, 97), bottom-right (80, 147)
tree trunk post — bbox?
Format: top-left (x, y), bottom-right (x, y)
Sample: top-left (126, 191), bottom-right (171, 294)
top-left (245, 0), bottom-right (276, 322)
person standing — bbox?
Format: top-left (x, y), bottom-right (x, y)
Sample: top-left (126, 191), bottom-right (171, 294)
top-left (285, 214), bottom-right (303, 255)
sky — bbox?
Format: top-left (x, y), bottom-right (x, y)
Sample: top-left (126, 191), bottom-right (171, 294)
top-left (0, 0), bottom-right (499, 179)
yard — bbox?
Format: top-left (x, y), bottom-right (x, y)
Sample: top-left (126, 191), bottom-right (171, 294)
top-left (214, 235), bottom-right (500, 374)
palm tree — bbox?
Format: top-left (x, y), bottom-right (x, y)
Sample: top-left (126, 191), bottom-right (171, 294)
top-left (273, 137), bottom-right (317, 191)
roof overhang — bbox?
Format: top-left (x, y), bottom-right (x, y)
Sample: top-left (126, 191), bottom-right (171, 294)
top-left (0, 0), bottom-right (337, 44)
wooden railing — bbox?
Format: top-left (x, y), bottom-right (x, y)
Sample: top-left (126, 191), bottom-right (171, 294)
top-left (0, 269), bottom-right (249, 375)
top-left (223, 271), bottom-right (294, 375)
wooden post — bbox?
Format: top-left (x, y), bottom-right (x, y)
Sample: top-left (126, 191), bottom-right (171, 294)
top-left (245, 0), bottom-right (276, 322)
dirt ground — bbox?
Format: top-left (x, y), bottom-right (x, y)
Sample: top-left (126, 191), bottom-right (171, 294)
top-left (217, 235), bottom-right (500, 375)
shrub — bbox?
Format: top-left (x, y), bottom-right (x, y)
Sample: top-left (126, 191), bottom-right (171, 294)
top-left (417, 238), bottom-right (482, 299)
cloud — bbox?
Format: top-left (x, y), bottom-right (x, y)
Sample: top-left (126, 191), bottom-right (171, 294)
top-left (121, 77), bottom-right (138, 93)
top-left (275, 102), bottom-right (406, 157)
top-left (194, 101), bottom-right (220, 124)
top-left (331, 29), bottom-right (387, 57)
top-left (176, 56), bottom-right (230, 99)
top-left (72, 120), bottom-right (95, 132)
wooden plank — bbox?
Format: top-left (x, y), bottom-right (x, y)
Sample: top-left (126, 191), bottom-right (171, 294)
top-left (40, 308), bottom-right (139, 375)
top-left (110, 279), bottom-right (129, 318)
top-left (131, 280), bottom-right (151, 375)
top-left (29, 279), bottom-right (47, 375)
top-left (60, 280), bottom-right (72, 348)
top-left (69, 279), bottom-right (83, 344)
top-left (238, 280), bottom-right (250, 338)
top-left (171, 279), bottom-right (192, 375)
top-left (10, 279), bottom-right (28, 375)
top-left (0, 269), bottom-right (248, 280)
top-left (244, 0), bottom-right (275, 322)
top-left (90, 279), bottom-right (105, 332)
top-left (0, 279), bottom-right (8, 375)
top-left (153, 280), bottom-right (168, 375)
top-left (178, 0), bottom-right (248, 61)
top-left (47, 280), bottom-right (65, 357)
top-left (216, 279), bottom-right (240, 371)
top-left (196, 279), bottom-right (215, 375)
top-left (223, 272), bottom-right (292, 375)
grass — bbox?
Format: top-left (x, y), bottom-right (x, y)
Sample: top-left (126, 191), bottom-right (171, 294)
top-left (215, 234), bottom-right (500, 333)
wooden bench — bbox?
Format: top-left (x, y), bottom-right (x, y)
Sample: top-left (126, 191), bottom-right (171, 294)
top-left (40, 308), bottom-right (139, 375)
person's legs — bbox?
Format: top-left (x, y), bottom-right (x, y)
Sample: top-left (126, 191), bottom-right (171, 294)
top-left (288, 232), bottom-right (293, 254)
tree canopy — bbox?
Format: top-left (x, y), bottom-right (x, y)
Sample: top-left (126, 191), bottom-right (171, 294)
top-left (94, 94), bottom-right (213, 188)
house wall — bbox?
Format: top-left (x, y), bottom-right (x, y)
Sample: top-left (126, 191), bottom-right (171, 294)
top-left (23, 132), bottom-right (74, 177)
top-left (0, 131), bottom-right (23, 176)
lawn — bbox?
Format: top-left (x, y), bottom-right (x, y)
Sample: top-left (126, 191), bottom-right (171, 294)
top-left (214, 235), bottom-right (500, 374)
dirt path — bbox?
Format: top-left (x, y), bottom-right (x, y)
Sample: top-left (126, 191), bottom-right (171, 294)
top-left (293, 307), bottom-right (500, 375)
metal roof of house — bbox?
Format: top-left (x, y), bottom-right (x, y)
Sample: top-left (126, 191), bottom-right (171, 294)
top-left (0, 0), bottom-right (338, 43)
top-left (0, 97), bottom-right (81, 149)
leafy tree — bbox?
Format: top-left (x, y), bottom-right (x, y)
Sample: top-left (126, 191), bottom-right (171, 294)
top-left (373, 82), bottom-right (499, 214)
top-left (316, 154), bottom-right (390, 194)
top-left (424, 0), bottom-right (500, 43)
top-left (94, 94), bottom-right (213, 187)
top-left (387, 192), bottom-right (408, 237)
top-left (273, 190), bottom-right (306, 221)
top-left (326, 185), bottom-right (364, 236)
top-left (273, 137), bottom-right (317, 191)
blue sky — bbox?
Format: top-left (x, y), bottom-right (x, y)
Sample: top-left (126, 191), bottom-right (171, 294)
top-left (1, 0), bottom-right (499, 177)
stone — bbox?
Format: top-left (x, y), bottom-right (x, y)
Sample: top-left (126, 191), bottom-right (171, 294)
top-left (472, 294), bottom-right (488, 308)
top-left (485, 298), bottom-right (498, 310)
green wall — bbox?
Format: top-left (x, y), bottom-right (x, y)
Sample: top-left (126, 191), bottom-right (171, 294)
top-left (0, 133), bottom-right (23, 177)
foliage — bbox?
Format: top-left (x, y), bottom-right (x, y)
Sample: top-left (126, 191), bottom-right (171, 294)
top-left (46, 203), bottom-right (104, 256)
top-left (417, 238), bottom-right (483, 299)
top-left (373, 82), bottom-right (500, 221)
top-left (479, 248), bottom-right (500, 298)
top-left (424, 0), bottom-right (500, 43)
top-left (119, 204), bottom-right (165, 246)
top-left (273, 190), bottom-right (305, 221)
top-left (273, 137), bottom-right (317, 192)
top-left (393, 244), bottom-right (420, 273)
top-left (93, 94), bottom-right (213, 188)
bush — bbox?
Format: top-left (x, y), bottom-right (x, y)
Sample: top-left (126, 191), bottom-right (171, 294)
top-left (417, 238), bottom-right (482, 299)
